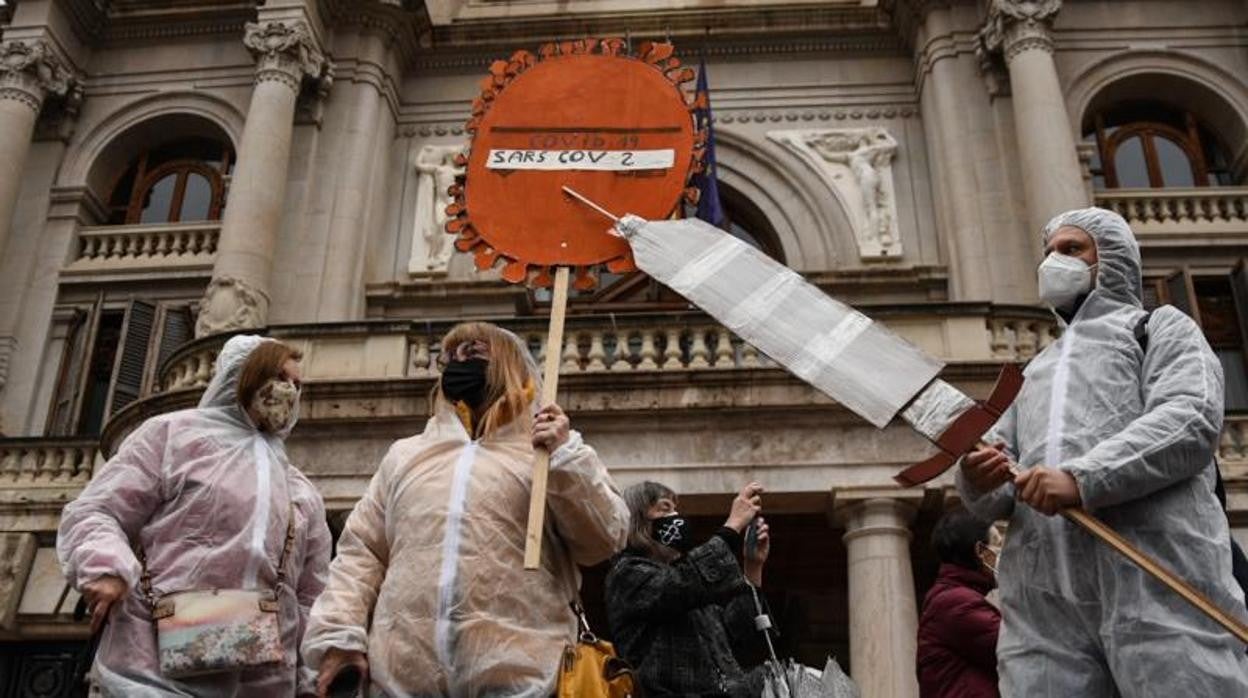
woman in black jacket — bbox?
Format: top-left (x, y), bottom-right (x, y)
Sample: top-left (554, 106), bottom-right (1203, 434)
top-left (605, 480), bottom-right (772, 697)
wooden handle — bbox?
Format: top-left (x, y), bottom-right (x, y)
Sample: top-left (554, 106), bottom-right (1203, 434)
top-left (1059, 506), bottom-right (1248, 643)
top-left (988, 448), bottom-right (1248, 643)
top-left (524, 266), bottom-right (571, 570)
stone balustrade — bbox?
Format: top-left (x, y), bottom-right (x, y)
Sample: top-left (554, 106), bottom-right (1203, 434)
top-left (1095, 188), bottom-right (1248, 238)
top-left (0, 439), bottom-right (98, 486)
top-left (158, 304), bottom-right (1057, 394)
top-left (63, 222), bottom-right (221, 274)
top-left (988, 316), bottom-right (1058, 361)
top-left (161, 346), bottom-right (220, 392)
top-left (1221, 415), bottom-right (1248, 464)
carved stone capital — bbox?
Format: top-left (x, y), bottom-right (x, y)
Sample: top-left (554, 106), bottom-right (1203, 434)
top-left (977, 0), bottom-right (1061, 63)
top-left (243, 21), bottom-right (332, 96)
top-left (0, 40), bottom-right (77, 113)
top-left (195, 276), bottom-right (268, 338)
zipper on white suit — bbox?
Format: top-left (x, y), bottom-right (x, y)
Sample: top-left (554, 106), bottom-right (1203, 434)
top-left (1045, 329), bottom-right (1076, 472)
top-left (243, 437), bottom-right (273, 588)
top-left (435, 441), bottom-right (479, 672)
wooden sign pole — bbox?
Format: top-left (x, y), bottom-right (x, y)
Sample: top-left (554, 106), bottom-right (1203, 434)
top-left (993, 456), bottom-right (1248, 642)
top-left (524, 265), bottom-right (571, 570)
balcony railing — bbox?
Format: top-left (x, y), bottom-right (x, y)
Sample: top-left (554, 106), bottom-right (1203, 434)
top-left (1094, 188), bottom-right (1248, 238)
top-left (158, 304), bottom-right (1057, 394)
top-left (64, 222), bottom-right (220, 274)
top-left (0, 439), bottom-right (99, 486)
top-left (1220, 416), bottom-right (1248, 464)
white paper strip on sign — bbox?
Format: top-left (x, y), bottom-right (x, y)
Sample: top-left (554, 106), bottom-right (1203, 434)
top-left (486, 149), bottom-right (675, 171)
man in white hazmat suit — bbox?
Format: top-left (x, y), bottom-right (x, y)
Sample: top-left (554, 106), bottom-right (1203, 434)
top-left (958, 207), bottom-right (1248, 695)
top-left (58, 335), bottom-right (333, 696)
top-left (302, 321), bottom-right (630, 697)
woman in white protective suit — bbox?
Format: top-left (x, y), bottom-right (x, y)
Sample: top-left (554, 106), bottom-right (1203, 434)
top-left (302, 321), bottom-right (630, 697)
top-left (957, 207), bottom-right (1248, 695)
top-left (57, 335), bottom-right (332, 697)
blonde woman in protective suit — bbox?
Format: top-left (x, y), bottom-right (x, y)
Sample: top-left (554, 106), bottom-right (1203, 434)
top-left (58, 335), bottom-right (332, 697)
top-left (303, 321), bottom-right (630, 697)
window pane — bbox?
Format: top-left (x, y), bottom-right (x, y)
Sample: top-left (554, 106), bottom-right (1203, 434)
top-left (1114, 136), bottom-right (1150, 188)
top-left (179, 172), bottom-right (213, 221)
top-left (1153, 136), bottom-right (1195, 187)
top-left (139, 174), bottom-right (177, 224)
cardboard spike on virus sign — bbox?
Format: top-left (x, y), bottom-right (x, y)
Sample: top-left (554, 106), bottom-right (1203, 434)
top-left (450, 39), bottom-right (703, 569)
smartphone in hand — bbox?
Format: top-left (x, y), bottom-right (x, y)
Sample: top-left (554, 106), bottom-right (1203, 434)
top-left (744, 517), bottom-right (759, 558)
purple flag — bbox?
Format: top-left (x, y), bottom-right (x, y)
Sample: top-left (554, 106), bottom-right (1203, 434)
top-left (693, 59), bottom-right (725, 227)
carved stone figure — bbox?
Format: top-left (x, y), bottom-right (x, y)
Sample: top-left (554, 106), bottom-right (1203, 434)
top-left (769, 127), bottom-right (903, 259)
top-left (195, 276), bottom-right (267, 337)
top-left (408, 144), bottom-right (465, 274)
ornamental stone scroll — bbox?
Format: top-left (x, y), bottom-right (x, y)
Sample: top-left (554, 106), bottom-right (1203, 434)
top-left (768, 127), bottom-right (904, 260)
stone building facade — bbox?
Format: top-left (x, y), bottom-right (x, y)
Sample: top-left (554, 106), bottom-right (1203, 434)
top-left (0, 0), bottom-right (1246, 696)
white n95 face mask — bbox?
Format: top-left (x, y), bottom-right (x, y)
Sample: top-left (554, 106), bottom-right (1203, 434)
top-left (1038, 253), bottom-right (1095, 312)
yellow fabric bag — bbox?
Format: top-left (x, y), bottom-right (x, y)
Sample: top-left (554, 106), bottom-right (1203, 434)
top-left (557, 603), bottom-right (639, 698)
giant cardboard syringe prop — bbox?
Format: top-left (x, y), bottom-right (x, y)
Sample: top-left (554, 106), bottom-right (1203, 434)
top-left (561, 186), bottom-right (1248, 645)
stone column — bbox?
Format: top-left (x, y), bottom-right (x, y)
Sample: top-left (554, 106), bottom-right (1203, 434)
top-left (913, 6), bottom-right (996, 301)
top-left (316, 32), bottom-right (390, 321)
top-left (196, 21), bottom-right (330, 337)
top-left (979, 0), bottom-right (1088, 236)
top-left (0, 40), bottom-right (75, 269)
top-left (836, 497), bottom-right (920, 698)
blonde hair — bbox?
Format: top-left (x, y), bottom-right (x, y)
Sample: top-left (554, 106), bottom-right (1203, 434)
top-left (435, 322), bottom-right (534, 437)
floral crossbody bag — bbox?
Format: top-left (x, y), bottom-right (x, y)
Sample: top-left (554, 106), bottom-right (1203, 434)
top-left (140, 498), bottom-right (296, 679)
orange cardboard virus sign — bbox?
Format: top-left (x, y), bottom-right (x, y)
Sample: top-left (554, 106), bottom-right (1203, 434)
top-left (447, 39), bottom-right (704, 291)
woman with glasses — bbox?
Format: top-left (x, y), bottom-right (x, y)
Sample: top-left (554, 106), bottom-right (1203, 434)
top-left (302, 321), bottom-right (629, 697)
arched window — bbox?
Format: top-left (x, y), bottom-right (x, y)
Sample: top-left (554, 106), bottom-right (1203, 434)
top-left (527, 186), bottom-right (784, 313)
top-left (105, 138), bottom-right (234, 225)
top-left (1083, 102), bottom-right (1233, 189)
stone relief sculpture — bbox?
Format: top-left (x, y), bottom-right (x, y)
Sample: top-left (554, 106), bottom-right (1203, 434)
top-left (408, 144), bottom-right (466, 275)
top-left (195, 276), bottom-right (266, 337)
top-left (768, 127), bottom-right (903, 259)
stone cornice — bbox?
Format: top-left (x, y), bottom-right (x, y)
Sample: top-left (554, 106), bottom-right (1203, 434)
top-left (322, 0), bottom-right (431, 70)
top-left (396, 102), bottom-right (921, 140)
top-left (423, 4), bottom-right (888, 51)
top-left (412, 34), bottom-right (903, 73)
top-left (0, 39), bottom-right (80, 113)
top-left (243, 21), bottom-right (333, 97)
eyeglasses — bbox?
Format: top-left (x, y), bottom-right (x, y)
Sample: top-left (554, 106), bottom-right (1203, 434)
top-left (436, 339), bottom-right (490, 369)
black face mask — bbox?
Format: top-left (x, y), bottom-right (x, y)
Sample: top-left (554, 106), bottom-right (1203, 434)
top-left (651, 514), bottom-right (694, 554)
top-left (441, 358), bottom-right (489, 409)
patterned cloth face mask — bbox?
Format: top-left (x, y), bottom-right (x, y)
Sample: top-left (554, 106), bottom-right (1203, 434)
top-left (250, 378), bottom-right (300, 433)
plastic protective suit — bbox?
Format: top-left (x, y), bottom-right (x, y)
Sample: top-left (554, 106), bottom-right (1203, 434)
top-left (301, 333), bottom-right (629, 697)
top-left (956, 207), bottom-right (1248, 696)
top-left (57, 335), bottom-right (332, 697)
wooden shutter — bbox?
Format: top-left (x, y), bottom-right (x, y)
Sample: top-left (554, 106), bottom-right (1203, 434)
top-left (105, 300), bottom-right (156, 417)
top-left (147, 305), bottom-right (192, 395)
top-left (45, 308), bottom-right (91, 436)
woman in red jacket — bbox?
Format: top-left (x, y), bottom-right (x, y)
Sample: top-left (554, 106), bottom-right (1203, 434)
top-left (917, 510), bottom-right (1002, 698)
